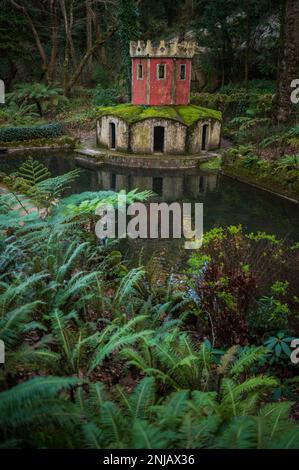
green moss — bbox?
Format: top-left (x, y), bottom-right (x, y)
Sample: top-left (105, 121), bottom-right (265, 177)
top-left (139, 106), bottom-right (180, 121)
top-left (176, 105), bottom-right (222, 125)
top-left (223, 148), bottom-right (299, 201)
top-left (199, 156), bottom-right (222, 171)
top-left (95, 103), bottom-right (222, 127)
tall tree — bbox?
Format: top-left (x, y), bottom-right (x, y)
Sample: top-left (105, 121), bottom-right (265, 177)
top-left (276, 0), bottom-right (299, 122)
top-left (117, 0), bottom-right (140, 99)
top-left (9, 0), bottom-right (117, 95)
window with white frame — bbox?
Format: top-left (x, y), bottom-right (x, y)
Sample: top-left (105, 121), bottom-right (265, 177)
top-left (137, 64), bottom-right (143, 80)
top-left (180, 64), bottom-right (186, 80)
top-left (157, 64), bottom-right (166, 80)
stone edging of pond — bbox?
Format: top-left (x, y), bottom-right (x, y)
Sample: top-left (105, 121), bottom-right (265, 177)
top-left (222, 171), bottom-right (299, 205)
top-left (74, 148), bottom-right (217, 170)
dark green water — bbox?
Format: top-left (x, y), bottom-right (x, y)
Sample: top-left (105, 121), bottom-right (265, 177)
top-left (1, 152), bottom-right (298, 266)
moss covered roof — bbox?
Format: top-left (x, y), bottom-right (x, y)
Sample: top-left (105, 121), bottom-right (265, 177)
top-left (96, 104), bottom-right (222, 126)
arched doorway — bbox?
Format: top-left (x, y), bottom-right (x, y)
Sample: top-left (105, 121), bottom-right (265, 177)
top-left (154, 126), bottom-right (165, 152)
top-left (201, 124), bottom-right (209, 150)
top-left (110, 122), bottom-right (116, 149)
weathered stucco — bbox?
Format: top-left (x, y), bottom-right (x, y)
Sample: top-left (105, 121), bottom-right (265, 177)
top-left (97, 116), bottom-right (129, 151)
top-left (188, 120), bottom-right (221, 153)
top-left (131, 119), bottom-right (187, 154)
top-left (97, 115), bottom-right (221, 155)
top-left (210, 120), bottom-right (221, 149)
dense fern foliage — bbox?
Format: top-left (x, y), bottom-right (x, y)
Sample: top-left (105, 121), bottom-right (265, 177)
top-left (0, 159), bottom-right (298, 449)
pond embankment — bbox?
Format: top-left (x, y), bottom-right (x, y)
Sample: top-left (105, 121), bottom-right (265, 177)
top-left (74, 147), bottom-right (218, 170)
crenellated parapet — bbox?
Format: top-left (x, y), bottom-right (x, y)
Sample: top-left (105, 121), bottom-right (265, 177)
top-left (130, 40), bottom-right (196, 59)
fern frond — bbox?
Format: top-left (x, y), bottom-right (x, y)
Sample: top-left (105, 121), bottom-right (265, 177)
top-left (99, 401), bottom-right (126, 446)
top-left (179, 414), bottom-right (220, 449)
top-left (88, 316), bottom-right (152, 374)
top-left (214, 416), bottom-right (257, 449)
top-left (113, 267), bottom-right (145, 308)
top-left (82, 422), bottom-right (103, 449)
top-left (127, 377), bottom-right (156, 420)
top-left (229, 346), bottom-right (267, 377)
top-left (131, 419), bottom-right (169, 449)
top-left (217, 345), bottom-right (239, 376)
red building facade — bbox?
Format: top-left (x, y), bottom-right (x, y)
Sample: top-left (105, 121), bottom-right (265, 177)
top-left (130, 40), bottom-right (196, 106)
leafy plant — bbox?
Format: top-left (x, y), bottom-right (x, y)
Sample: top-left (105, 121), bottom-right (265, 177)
top-left (3, 157), bottom-right (80, 213)
top-left (187, 226), bottom-right (299, 345)
top-left (0, 123), bottom-right (64, 143)
top-left (8, 83), bottom-right (67, 116)
top-left (264, 332), bottom-right (296, 365)
top-left (93, 85), bottom-right (120, 106)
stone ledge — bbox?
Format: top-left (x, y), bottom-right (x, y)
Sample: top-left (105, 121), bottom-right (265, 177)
top-left (74, 148), bottom-right (216, 170)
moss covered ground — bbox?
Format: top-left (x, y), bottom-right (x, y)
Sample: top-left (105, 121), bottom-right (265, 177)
top-left (199, 155), bottom-right (222, 171)
top-left (95, 103), bottom-right (222, 126)
top-left (223, 148), bottom-right (299, 201)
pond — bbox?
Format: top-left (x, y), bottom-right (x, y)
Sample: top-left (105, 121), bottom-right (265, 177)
top-left (1, 152), bottom-right (298, 270)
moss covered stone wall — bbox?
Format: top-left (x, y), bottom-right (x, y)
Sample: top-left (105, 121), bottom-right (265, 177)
top-left (130, 118), bottom-right (187, 154)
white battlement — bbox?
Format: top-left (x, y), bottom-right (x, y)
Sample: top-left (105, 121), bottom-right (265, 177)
top-left (130, 40), bottom-right (196, 59)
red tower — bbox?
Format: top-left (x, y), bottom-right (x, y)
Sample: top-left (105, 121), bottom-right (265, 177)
top-left (130, 40), bottom-right (196, 106)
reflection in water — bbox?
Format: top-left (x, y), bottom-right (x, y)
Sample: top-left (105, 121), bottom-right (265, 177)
top-left (0, 152), bottom-right (298, 269)
top-left (97, 167), bottom-right (218, 201)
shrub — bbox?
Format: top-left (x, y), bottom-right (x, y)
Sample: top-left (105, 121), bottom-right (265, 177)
top-left (187, 226), bottom-right (299, 346)
top-left (7, 83), bottom-right (67, 116)
top-left (93, 85), bottom-right (120, 106)
top-left (0, 102), bottom-right (40, 127)
top-left (191, 85), bottom-right (274, 121)
top-left (92, 65), bottom-right (111, 89)
top-left (0, 123), bottom-right (64, 142)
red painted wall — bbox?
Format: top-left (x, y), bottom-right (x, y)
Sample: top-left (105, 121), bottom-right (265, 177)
top-left (175, 59), bottom-right (192, 105)
top-left (132, 58), bottom-right (148, 105)
top-left (149, 58), bottom-right (174, 105)
top-left (132, 58), bottom-right (191, 106)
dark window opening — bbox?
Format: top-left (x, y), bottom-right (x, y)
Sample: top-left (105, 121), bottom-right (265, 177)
top-left (201, 124), bottom-right (208, 150)
top-left (199, 176), bottom-right (205, 192)
top-left (137, 64), bottom-right (143, 80)
top-left (111, 173), bottom-right (116, 190)
top-left (154, 126), bottom-right (165, 152)
top-left (110, 122), bottom-right (116, 149)
top-left (153, 177), bottom-right (163, 196)
top-left (180, 64), bottom-right (186, 80)
top-left (157, 64), bottom-right (166, 80)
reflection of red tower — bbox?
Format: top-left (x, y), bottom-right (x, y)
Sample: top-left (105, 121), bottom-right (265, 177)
top-left (130, 40), bottom-right (196, 106)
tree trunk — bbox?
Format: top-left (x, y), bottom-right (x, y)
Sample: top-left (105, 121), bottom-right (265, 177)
top-left (244, 2), bottom-right (251, 91)
top-left (10, 0), bottom-right (49, 81)
top-left (86, 0), bottom-right (93, 80)
top-left (59, 0), bottom-right (77, 70)
top-left (64, 28), bottom-right (116, 96)
top-left (48, 0), bottom-right (59, 83)
top-left (91, 4), bottom-right (107, 65)
top-left (276, 0), bottom-right (299, 123)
